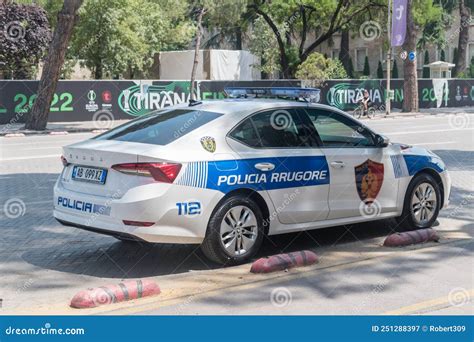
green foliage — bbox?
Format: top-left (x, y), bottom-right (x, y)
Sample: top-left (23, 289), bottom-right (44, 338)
top-left (414, 0), bottom-right (447, 49)
top-left (377, 61), bottom-right (383, 79)
top-left (422, 50), bottom-right (430, 78)
top-left (248, 16), bottom-right (283, 75)
top-left (392, 59), bottom-right (399, 79)
top-left (295, 52), bottom-right (347, 85)
top-left (363, 56), bottom-right (370, 77)
top-left (0, 2), bottom-right (51, 79)
top-left (70, 0), bottom-right (194, 79)
top-left (248, 0), bottom-right (388, 77)
top-left (440, 49), bottom-right (446, 62)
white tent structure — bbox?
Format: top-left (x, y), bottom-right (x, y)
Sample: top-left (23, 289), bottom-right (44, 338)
top-left (158, 50), bottom-right (261, 80)
top-left (425, 61), bottom-right (455, 79)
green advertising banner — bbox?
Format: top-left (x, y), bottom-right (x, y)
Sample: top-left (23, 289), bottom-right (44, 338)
top-left (0, 79), bottom-right (472, 124)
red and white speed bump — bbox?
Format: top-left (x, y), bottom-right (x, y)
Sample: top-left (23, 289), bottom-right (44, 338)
top-left (250, 250), bottom-right (318, 274)
top-left (70, 279), bottom-right (161, 309)
top-left (383, 228), bottom-right (439, 247)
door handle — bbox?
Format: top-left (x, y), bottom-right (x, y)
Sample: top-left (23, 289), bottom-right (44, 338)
top-left (254, 162), bottom-right (275, 171)
top-left (330, 161), bottom-right (345, 168)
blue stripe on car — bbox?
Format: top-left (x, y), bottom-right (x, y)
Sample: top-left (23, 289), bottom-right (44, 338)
top-left (177, 156), bottom-right (330, 193)
top-left (403, 155), bottom-right (445, 176)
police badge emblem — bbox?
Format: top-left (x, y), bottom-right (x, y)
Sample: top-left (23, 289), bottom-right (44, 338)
top-left (354, 159), bottom-right (384, 203)
top-left (200, 136), bottom-right (216, 153)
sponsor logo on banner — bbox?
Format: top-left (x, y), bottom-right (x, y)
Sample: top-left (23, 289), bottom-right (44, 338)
top-left (85, 90), bottom-right (99, 112)
top-left (118, 81), bottom-right (195, 116)
top-left (327, 82), bottom-right (384, 110)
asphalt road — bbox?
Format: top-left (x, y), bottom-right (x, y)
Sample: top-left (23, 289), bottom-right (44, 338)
top-left (0, 114), bottom-right (472, 315)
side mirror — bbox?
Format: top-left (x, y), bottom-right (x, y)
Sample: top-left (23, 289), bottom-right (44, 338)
top-left (376, 134), bottom-right (390, 147)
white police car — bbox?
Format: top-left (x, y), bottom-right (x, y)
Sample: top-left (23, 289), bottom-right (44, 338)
top-left (54, 88), bottom-right (451, 265)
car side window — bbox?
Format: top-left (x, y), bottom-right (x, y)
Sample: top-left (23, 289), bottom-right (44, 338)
top-left (229, 108), bottom-right (317, 148)
top-left (304, 109), bottom-right (375, 148)
top-left (228, 117), bottom-right (262, 147)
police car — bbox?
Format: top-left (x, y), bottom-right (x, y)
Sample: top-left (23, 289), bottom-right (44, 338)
top-left (54, 88), bottom-right (451, 265)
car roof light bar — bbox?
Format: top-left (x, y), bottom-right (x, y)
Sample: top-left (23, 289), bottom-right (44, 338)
top-left (224, 87), bottom-right (320, 103)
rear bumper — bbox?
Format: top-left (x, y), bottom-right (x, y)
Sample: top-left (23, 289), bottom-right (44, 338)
top-left (54, 208), bottom-right (204, 244)
top-left (53, 178), bottom-right (223, 244)
top-left (55, 218), bottom-right (147, 242)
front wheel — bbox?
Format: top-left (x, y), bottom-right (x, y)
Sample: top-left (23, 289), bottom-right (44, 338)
top-left (352, 106), bottom-right (363, 119)
top-left (396, 173), bottom-right (441, 230)
top-left (200, 195), bottom-right (264, 265)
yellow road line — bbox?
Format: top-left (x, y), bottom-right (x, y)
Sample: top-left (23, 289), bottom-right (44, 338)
top-left (385, 289), bottom-right (474, 315)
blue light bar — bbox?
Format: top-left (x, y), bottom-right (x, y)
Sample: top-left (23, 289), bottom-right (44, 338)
top-left (224, 87), bottom-right (320, 102)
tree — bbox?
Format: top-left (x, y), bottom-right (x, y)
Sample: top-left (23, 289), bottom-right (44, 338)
top-left (402, 0), bottom-right (418, 112)
top-left (248, 16), bottom-right (283, 77)
top-left (452, 47), bottom-right (458, 64)
top-left (422, 50), bottom-right (430, 78)
top-left (70, 0), bottom-right (193, 79)
top-left (189, 0), bottom-right (246, 98)
top-left (347, 57), bottom-right (355, 78)
top-left (247, 0), bottom-right (386, 78)
top-left (377, 60), bottom-right (384, 78)
top-left (392, 59), bottom-right (399, 79)
top-left (0, 2), bottom-right (51, 79)
top-left (295, 52), bottom-right (347, 85)
top-left (453, 0), bottom-right (471, 76)
top-left (440, 49), bottom-right (446, 61)
top-left (190, 6), bottom-right (205, 101)
top-left (339, 29), bottom-right (351, 75)
top-left (25, 0), bottom-right (83, 130)
top-left (363, 55), bottom-right (370, 76)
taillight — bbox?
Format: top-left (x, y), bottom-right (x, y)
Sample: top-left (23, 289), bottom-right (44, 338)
top-left (61, 155), bottom-right (69, 166)
top-left (111, 162), bottom-right (182, 183)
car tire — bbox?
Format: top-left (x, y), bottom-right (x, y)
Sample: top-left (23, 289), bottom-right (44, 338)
top-left (396, 173), bottom-right (441, 230)
top-left (201, 194), bottom-right (264, 265)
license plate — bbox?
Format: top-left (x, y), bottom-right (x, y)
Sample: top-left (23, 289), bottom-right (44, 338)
top-left (72, 165), bottom-right (107, 184)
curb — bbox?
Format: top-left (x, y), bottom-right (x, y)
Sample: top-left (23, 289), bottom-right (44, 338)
top-left (70, 279), bottom-right (161, 309)
top-left (383, 228), bottom-right (439, 247)
top-left (250, 250), bottom-right (318, 274)
top-left (0, 128), bottom-right (108, 137)
top-left (4, 133), bottom-right (26, 137)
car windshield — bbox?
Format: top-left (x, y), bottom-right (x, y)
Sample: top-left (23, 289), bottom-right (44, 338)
top-left (94, 109), bottom-right (222, 145)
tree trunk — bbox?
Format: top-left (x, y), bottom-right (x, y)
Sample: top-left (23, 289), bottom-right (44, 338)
top-left (453, 0), bottom-right (471, 76)
top-left (402, 0), bottom-right (418, 112)
top-left (94, 60), bottom-right (103, 79)
top-left (190, 8), bottom-right (205, 101)
top-left (235, 26), bottom-right (242, 50)
top-left (25, 0), bottom-right (83, 130)
top-left (339, 29), bottom-right (350, 73)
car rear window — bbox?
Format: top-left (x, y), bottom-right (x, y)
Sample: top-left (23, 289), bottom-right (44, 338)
top-left (95, 109), bottom-right (222, 145)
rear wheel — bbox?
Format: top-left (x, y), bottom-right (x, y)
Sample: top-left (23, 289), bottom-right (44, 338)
top-left (201, 194), bottom-right (264, 265)
top-left (396, 173), bottom-right (441, 230)
top-left (367, 107), bottom-right (376, 119)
